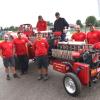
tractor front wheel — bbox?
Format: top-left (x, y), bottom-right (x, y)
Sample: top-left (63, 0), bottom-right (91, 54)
top-left (63, 72), bottom-right (82, 96)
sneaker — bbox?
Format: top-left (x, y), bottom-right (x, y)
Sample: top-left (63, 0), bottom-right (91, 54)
top-left (43, 75), bottom-right (49, 81)
top-left (6, 75), bottom-right (10, 80)
top-left (37, 75), bottom-right (43, 80)
top-left (92, 78), bottom-right (98, 83)
top-left (13, 73), bottom-right (20, 78)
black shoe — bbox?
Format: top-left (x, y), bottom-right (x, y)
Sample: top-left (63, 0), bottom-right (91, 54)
top-left (37, 75), bottom-right (43, 80)
top-left (13, 73), bottom-right (20, 78)
top-left (24, 71), bottom-right (28, 74)
top-left (20, 72), bottom-right (25, 75)
top-left (6, 75), bottom-right (10, 80)
top-left (43, 75), bottom-right (49, 81)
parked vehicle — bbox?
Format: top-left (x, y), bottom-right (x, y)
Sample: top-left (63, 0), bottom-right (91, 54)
top-left (19, 24), bottom-right (34, 37)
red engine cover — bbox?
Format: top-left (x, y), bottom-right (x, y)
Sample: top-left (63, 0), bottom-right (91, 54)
top-left (73, 62), bottom-right (90, 85)
top-left (53, 60), bottom-right (69, 73)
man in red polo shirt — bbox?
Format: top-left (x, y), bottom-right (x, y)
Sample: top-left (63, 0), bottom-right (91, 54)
top-left (36, 15), bottom-right (47, 32)
top-left (71, 25), bottom-right (86, 41)
top-left (0, 35), bottom-right (19, 80)
top-left (33, 33), bottom-right (49, 81)
top-left (13, 32), bottom-right (29, 75)
top-left (87, 25), bottom-right (100, 44)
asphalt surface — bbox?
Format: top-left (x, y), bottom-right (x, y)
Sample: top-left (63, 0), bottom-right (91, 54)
top-left (0, 58), bottom-right (100, 100)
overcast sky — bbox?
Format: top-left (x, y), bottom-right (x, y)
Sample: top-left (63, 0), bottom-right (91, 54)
top-left (0, 0), bottom-right (99, 27)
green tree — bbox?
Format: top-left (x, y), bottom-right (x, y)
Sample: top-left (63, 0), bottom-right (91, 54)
top-left (9, 26), bottom-right (15, 31)
top-left (4, 27), bottom-right (9, 31)
top-left (85, 16), bottom-right (97, 26)
top-left (47, 21), bottom-right (53, 26)
top-left (7, 26), bottom-right (18, 31)
top-left (95, 20), bottom-right (100, 27)
top-left (76, 19), bottom-right (83, 28)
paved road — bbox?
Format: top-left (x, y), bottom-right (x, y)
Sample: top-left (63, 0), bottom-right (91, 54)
top-left (0, 58), bottom-right (100, 100)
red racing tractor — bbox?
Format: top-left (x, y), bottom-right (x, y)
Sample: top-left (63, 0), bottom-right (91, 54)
top-left (18, 25), bottom-right (100, 96)
top-left (51, 41), bottom-right (100, 96)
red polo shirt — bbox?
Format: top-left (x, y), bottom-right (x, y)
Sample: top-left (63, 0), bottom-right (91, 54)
top-left (36, 20), bottom-right (47, 31)
top-left (13, 38), bottom-right (28, 56)
top-left (33, 38), bottom-right (49, 56)
top-left (71, 32), bottom-right (86, 41)
top-left (93, 42), bottom-right (100, 49)
top-left (87, 30), bottom-right (100, 44)
top-left (0, 41), bottom-right (14, 58)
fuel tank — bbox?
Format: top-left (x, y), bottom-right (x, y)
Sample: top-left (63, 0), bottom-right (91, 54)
top-left (73, 62), bottom-right (90, 85)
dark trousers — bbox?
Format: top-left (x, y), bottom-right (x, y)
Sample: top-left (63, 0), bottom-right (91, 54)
top-left (17, 54), bottom-right (29, 73)
top-left (61, 33), bottom-right (66, 41)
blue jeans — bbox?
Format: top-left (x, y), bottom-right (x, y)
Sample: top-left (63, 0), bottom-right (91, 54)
top-left (61, 33), bottom-right (66, 41)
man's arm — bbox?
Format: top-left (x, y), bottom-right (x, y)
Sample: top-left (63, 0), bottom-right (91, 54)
top-left (44, 21), bottom-right (47, 31)
top-left (45, 40), bottom-right (49, 50)
top-left (0, 49), bottom-right (3, 57)
top-left (63, 18), bottom-right (69, 29)
top-left (53, 21), bottom-right (56, 32)
top-left (86, 33), bottom-right (89, 44)
top-left (0, 43), bottom-right (3, 57)
top-left (32, 40), bottom-right (36, 51)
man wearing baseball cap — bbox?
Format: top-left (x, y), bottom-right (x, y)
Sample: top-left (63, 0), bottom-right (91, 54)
top-left (0, 34), bottom-right (19, 80)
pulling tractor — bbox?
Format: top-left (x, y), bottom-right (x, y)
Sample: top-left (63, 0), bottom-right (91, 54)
top-left (18, 24), bottom-right (100, 96)
top-left (51, 41), bottom-right (100, 96)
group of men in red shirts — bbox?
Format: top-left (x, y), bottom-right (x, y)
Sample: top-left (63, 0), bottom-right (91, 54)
top-left (0, 32), bottom-right (31, 80)
top-left (0, 32), bottom-right (49, 81)
top-left (1, 12), bottom-right (100, 81)
top-left (71, 25), bottom-right (100, 49)
top-left (0, 14), bottom-right (50, 81)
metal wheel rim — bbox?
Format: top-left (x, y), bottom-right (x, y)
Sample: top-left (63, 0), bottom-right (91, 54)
top-left (64, 77), bottom-right (76, 94)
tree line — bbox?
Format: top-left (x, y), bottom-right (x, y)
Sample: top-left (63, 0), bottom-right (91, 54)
top-left (0, 16), bottom-right (99, 32)
top-left (76, 16), bottom-right (100, 28)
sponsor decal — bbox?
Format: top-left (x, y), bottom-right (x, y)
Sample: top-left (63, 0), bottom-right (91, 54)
top-left (97, 67), bottom-right (100, 72)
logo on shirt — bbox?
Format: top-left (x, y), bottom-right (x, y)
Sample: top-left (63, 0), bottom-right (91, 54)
top-left (9, 43), bottom-right (12, 46)
top-left (41, 43), bottom-right (45, 46)
top-left (41, 43), bottom-right (45, 44)
top-left (22, 39), bottom-right (25, 42)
